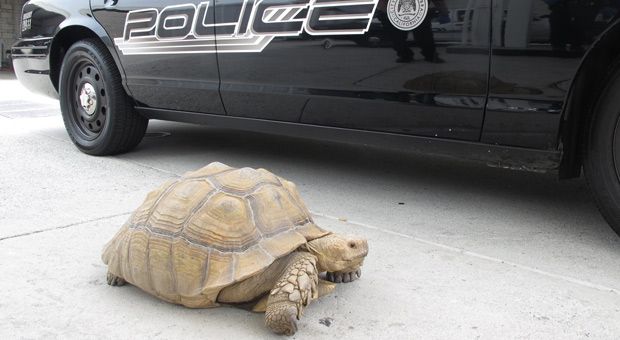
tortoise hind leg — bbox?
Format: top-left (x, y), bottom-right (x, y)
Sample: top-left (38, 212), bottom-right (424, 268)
top-left (106, 271), bottom-right (126, 286)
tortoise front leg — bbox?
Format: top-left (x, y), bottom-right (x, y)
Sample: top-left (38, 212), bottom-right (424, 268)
top-left (254, 279), bottom-right (335, 313)
top-left (265, 252), bottom-right (318, 335)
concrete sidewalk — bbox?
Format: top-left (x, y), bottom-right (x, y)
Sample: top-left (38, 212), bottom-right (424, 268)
top-left (1, 75), bottom-right (619, 339)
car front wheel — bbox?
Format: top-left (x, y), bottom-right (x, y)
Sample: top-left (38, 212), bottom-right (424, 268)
top-left (59, 39), bottom-right (147, 155)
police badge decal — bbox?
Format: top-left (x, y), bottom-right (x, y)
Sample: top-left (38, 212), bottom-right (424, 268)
top-left (387, 0), bottom-right (428, 31)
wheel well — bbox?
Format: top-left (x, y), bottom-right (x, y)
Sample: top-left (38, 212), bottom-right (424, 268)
top-left (49, 26), bottom-right (99, 92)
top-left (559, 20), bottom-right (620, 179)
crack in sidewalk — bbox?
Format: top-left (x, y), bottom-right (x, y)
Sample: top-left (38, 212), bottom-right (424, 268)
top-left (5, 114), bottom-right (619, 296)
top-left (116, 159), bottom-right (182, 177)
top-left (3, 117), bottom-right (183, 179)
top-left (312, 211), bottom-right (620, 295)
top-left (8, 117), bottom-right (184, 179)
top-left (0, 212), bottom-right (133, 242)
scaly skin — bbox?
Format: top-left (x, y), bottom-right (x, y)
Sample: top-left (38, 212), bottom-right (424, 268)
top-left (265, 252), bottom-right (318, 335)
top-left (105, 231), bottom-right (369, 336)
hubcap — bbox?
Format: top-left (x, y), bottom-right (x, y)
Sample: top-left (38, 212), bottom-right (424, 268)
top-left (79, 83), bottom-right (97, 116)
top-left (68, 62), bottom-right (108, 139)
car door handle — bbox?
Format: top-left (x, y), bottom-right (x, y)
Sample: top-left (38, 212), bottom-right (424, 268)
top-left (103, 0), bottom-right (118, 6)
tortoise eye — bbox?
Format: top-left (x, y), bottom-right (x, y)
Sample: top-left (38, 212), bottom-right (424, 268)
top-left (348, 242), bottom-right (356, 249)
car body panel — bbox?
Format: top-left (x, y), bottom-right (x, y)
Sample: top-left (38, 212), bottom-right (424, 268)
top-left (90, 0), bottom-right (226, 115)
top-left (11, 0), bottom-right (620, 172)
top-left (215, 0), bottom-right (489, 141)
top-left (11, 0), bottom-right (130, 98)
top-left (138, 105), bottom-right (561, 172)
top-left (12, 36), bottom-right (57, 98)
top-left (484, 0), bottom-right (620, 150)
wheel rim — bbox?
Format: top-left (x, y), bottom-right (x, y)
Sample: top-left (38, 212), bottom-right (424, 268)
top-left (68, 60), bottom-right (108, 140)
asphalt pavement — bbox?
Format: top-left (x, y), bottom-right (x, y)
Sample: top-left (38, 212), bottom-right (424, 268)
top-left (1, 71), bottom-right (619, 339)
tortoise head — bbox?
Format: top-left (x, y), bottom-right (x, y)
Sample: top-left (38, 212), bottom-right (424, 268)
top-left (305, 233), bottom-right (368, 283)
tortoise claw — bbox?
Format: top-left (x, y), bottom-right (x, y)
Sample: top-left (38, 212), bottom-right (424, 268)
top-left (325, 269), bottom-right (362, 283)
top-left (106, 272), bottom-right (126, 286)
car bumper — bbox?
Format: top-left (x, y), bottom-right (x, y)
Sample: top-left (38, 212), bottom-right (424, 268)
top-left (11, 37), bottom-right (58, 99)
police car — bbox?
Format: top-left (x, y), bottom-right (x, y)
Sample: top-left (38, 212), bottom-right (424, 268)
top-left (11, 0), bottom-right (620, 237)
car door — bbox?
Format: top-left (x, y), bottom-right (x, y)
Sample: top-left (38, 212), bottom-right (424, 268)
top-left (214, 0), bottom-right (491, 141)
top-left (91, 0), bottom-right (225, 114)
top-left (483, 0), bottom-right (618, 150)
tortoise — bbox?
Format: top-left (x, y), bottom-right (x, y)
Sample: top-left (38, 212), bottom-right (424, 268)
top-left (102, 162), bottom-right (368, 335)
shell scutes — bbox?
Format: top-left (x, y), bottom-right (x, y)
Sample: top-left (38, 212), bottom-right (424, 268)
top-left (102, 162), bottom-right (329, 307)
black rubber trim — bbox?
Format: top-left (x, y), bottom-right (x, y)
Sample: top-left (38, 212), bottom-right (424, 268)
top-left (138, 107), bottom-right (561, 173)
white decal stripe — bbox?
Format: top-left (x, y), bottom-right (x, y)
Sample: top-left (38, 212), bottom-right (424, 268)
top-left (234, 0), bottom-right (250, 36)
top-left (263, 8), bottom-right (280, 22)
top-left (318, 13), bottom-right (373, 21)
top-left (277, 8), bottom-right (294, 21)
top-left (116, 0), bottom-right (383, 54)
top-left (311, 0), bottom-right (373, 6)
top-left (118, 36), bottom-right (275, 54)
top-left (282, 7), bottom-right (302, 21)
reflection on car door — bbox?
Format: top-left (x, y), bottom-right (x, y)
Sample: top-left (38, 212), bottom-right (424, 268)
top-left (484, 0), bottom-right (619, 149)
top-left (215, 0), bottom-right (491, 140)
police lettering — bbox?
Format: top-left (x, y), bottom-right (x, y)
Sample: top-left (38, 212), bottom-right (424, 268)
top-left (121, 0), bottom-right (377, 42)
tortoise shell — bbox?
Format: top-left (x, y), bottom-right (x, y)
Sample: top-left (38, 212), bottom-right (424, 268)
top-left (102, 162), bottom-right (329, 307)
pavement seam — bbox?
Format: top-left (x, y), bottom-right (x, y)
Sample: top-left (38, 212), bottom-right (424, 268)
top-left (311, 211), bottom-right (620, 295)
top-left (2, 117), bottom-right (70, 143)
top-left (6, 117), bottom-right (183, 178)
top-left (0, 212), bottom-right (133, 242)
top-left (7, 117), bottom-right (619, 295)
top-left (9, 117), bottom-right (184, 179)
top-left (116, 159), bottom-right (183, 177)
top-left (0, 107), bottom-right (58, 114)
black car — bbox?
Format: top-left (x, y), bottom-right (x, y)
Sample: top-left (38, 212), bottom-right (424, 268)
top-left (11, 0), bottom-right (620, 237)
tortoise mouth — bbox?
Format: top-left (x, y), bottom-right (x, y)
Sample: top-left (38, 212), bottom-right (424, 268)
top-left (325, 268), bottom-right (361, 283)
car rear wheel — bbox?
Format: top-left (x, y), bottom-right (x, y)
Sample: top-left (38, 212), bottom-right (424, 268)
top-left (584, 62), bottom-right (620, 237)
top-left (59, 39), bottom-right (147, 155)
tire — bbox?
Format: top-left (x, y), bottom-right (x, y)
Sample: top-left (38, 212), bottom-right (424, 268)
top-left (59, 39), bottom-right (147, 155)
top-left (584, 62), bottom-right (620, 237)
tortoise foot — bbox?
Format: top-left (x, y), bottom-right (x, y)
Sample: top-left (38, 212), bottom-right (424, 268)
top-left (107, 272), bottom-right (126, 286)
top-left (266, 302), bottom-right (298, 335)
